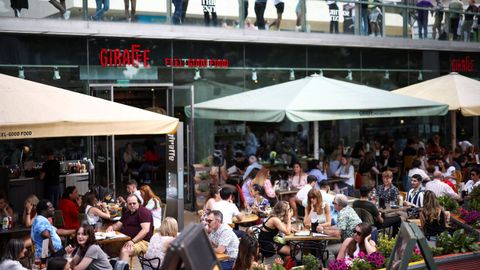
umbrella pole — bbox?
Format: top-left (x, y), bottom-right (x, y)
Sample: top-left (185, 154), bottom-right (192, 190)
top-left (451, 111), bottom-right (457, 152)
top-left (314, 121), bottom-right (319, 159)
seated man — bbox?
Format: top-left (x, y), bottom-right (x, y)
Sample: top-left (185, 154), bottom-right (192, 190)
top-left (213, 187), bottom-right (243, 225)
top-left (425, 171), bottom-right (460, 200)
top-left (118, 180), bottom-right (144, 205)
top-left (289, 175), bottom-right (317, 219)
top-left (32, 200), bottom-right (75, 258)
top-left (353, 186), bottom-right (401, 237)
top-left (318, 194), bottom-right (362, 241)
top-left (463, 168), bottom-right (480, 197)
top-left (107, 194), bottom-right (153, 261)
top-left (206, 210), bottom-right (239, 270)
top-left (405, 174), bottom-right (425, 208)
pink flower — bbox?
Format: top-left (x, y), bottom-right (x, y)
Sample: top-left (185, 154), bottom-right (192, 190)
top-left (357, 251), bottom-right (366, 258)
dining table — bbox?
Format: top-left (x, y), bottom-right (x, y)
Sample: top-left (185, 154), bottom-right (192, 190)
top-left (285, 231), bottom-right (341, 266)
top-left (276, 188), bottom-right (299, 201)
top-left (234, 213), bottom-right (259, 224)
top-left (0, 225), bottom-right (31, 250)
top-left (95, 231), bottom-right (131, 257)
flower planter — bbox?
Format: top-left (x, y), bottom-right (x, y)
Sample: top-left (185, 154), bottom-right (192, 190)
top-left (450, 214), bottom-right (480, 241)
top-left (406, 251), bottom-right (480, 269)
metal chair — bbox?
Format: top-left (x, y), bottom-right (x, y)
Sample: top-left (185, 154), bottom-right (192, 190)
top-left (138, 255), bottom-right (161, 270)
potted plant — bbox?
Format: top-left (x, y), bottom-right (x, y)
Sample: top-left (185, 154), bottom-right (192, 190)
top-left (437, 195), bottom-right (460, 212)
top-left (434, 229), bottom-right (479, 255)
top-left (302, 254), bottom-right (320, 270)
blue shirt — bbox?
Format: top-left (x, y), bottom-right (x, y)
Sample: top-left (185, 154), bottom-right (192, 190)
top-left (32, 215), bottom-right (63, 257)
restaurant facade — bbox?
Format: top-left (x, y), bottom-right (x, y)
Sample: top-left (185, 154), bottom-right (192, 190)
top-left (0, 20), bottom-right (479, 225)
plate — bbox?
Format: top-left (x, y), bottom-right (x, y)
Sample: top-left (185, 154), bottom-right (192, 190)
top-left (111, 216), bottom-right (121, 221)
top-left (294, 231), bottom-right (311, 236)
top-left (95, 232), bottom-right (106, 240)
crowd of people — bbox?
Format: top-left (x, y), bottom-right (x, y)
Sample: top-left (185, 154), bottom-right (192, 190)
top-left (8, 0), bottom-right (480, 42)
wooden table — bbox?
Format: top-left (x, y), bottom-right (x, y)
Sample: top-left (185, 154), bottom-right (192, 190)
top-left (276, 188), bottom-right (299, 201)
top-left (0, 226), bottom-right (31, 250)
top-left (234, 213), bottom-right (259, 224)
top-left (96, 231), bottom-right (131, 257)
top-left (285, 232), bottom-right (340, 266)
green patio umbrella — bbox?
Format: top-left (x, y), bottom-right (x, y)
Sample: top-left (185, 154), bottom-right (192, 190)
top-left (185, 74), bottom-right (448, 158)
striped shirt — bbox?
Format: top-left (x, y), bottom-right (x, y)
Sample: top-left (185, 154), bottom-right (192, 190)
top-left (425, 179), bottom-right (460, 200)
top-left (406, 187), bottom-right (425, 207)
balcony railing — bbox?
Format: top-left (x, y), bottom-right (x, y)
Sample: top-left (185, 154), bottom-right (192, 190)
top-left (3, 0), bottom-right (480, 42)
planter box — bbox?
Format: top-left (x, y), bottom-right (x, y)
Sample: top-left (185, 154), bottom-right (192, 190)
top-left (450, 214), bottom-right (480, 241)
top-left (408, 251), bottom-right (480, 269)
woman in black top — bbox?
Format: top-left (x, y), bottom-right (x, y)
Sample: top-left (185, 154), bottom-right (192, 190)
top-left (258, 201), bottom-right (294, 258)
top-left (420, 190), bottom-right (447, 240)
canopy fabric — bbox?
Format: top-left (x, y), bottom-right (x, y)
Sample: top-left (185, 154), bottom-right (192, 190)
top-left (0, 73), bottom-right (179, 140)
top-left (392, 72), bottom-right (480, 116)
top-left (185, 74), bottom-right (448, 122)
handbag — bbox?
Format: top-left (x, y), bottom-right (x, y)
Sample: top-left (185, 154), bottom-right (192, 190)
top-left (407, 207), bottom-right (420, 219)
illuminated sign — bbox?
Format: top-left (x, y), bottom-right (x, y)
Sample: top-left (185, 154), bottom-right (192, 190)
top-left (164, 58), bottom-right (229, 68)
top-left (451, 56), bottom-right (475, 72)
top-left (99, 44), bottom-right (151, 67)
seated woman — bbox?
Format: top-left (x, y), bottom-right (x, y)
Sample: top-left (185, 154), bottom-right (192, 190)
top-left (140, 185), bottom-right (163, 229)
top-left (258, 201), bottom-right (294, 258)
top-left (420, 190), bottom-right (448, 241)
top-left (242, 168), bottom-right (260, 207)
top-left (304, 189), bottom-right (331, 232)
top-left (232, 235), bottom-right (259, 270)
top-left (0, 194), bottom-right (14, 220)
top-left (81, 192), bottom-right (110, 228)
top-left (251, 168), bottom-right (277, 206)
top-left (23, 195), bottom-right (39, 227)
top-left (144, 217), bottom-right (178, 269)
top-left (66, 224), bottom-right (112, 270)
top-left (200, 185), bottom-right (221, 224)
top-left (251, 184), bottom-right (270, 217)
top-left (0, 238), bottom-right (28, 270)
top-left (334, 156), bottom-right (355, 196)
top-left (337, 222), bottom-right (377, 259)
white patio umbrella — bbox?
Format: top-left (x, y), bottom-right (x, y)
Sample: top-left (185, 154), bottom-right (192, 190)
top-left (186, 74), bottom-right (448, 158)
top-left (393, 72), bottom-right (480, 150)
top-left (0, 73), bottom-right (179, 140)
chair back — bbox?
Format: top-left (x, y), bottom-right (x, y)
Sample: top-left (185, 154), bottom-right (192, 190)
top-left (160, 203), bottom-right (167, 222)
top-left (78, 213), bottom-right (88, 225)
top-left (53, 210), bottom-right (65, 228)
top-left (353, 207), bottom-right (375, 226)
top-left (138, 255), bottom-right (161, 270)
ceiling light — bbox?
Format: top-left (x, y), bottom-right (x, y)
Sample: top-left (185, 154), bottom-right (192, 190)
top-left (53, 67), bottom-right (61, 80)
top-left (289, 69), bottom-right (295, 81)
top-left (251, 69), bottom-right (258, 83)
top-left (346, 70), bottom-right (353, 81)
top-left (18, 66), bottom-right (25, 79)
top-left (194, 68), bottom-right (201, 81)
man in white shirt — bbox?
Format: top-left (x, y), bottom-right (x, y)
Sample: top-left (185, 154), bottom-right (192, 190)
top-left (463, 168), bottom-right (480, 196)
top-left (289, 175), bottom-right (316, 219)
top-left (213, 187), bottom-right (243, 225)
top-left (118, 180), bottom-right (144, 205)
top-left (408, 159), bottom-right (430, 181)
top-left (425, 171), bottom-right (460, 200)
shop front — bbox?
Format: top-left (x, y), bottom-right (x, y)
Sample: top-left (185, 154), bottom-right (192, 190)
top-left (0, 33), bottom-right (479, 215)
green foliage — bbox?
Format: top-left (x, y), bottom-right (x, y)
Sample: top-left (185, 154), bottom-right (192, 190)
top-left (437, 195), bottom-right (460, 212)
top-left (377, 234), bottom-right (396, 259)
top-left (350, 258), bottom-right (374, 270)
top-left (271, 262), bottom-right (286, 270)
top-left (253, 264), bottom-right (267, 270)
top-left (469, 186), bottom-right (480, 212)
top-left (436, 229), bottom-right (480, 255)
top-left (302, 254), bottom-right (320, 270)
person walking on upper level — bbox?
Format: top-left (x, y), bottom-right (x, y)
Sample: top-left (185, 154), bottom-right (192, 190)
top-left (432, 0), bottom-right (445, 39)
top-left (254, 0), bottom-right (267, 30)
top-left (202, 0), bottom-right (217, 26)
top-left (462, 0), bottom-right (479, 41)
top-left (124, 0), bottom-right (136, 22)
top-left (91, 0), bottom-right (109, 21)
top-left (448, 0), bottom-right (464, 41)
top-left (416, 0), bottom-right (433, 39)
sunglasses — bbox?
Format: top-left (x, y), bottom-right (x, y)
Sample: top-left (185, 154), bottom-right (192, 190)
top-left (206, 219), bottom-right (214, 224)
top-left (354, 230), bottom-right (362, 236)
top-left (332, 202), bottom-right (338, 205)
top-left (471, 174), bottom-right (477, 176)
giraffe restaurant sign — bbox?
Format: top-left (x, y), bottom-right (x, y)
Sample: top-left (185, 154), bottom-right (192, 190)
top-left (99, 44), bottom-right (151, 67)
